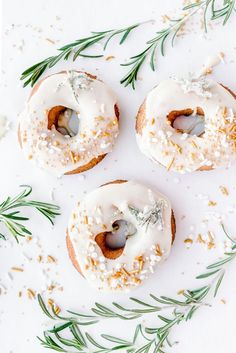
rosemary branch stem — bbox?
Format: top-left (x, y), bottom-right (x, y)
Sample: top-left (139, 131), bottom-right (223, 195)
top-left (20, 1), bottom-right (235, 89)
top-left (37, 226), bottom-right (236, 353)
top-left (156, 0), bottom-right (206, 38)
top-left (0, 186), bottom-right (60, 241)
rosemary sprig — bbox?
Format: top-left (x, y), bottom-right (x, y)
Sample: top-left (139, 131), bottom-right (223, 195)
top-left (0, 185), bottom-right (60, 242)
top-left (20, 1), bottom-right (235, 90)
top-left (20, 23), bottom-right (141, 87)
top-left (128, 201), bottom-right (164, 231)
top-left (38, 225), bottom-right (236, 353)
top-left (121, 0), bottom-right (236, 88)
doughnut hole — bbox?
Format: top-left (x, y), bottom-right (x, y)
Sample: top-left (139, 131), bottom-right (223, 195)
top-left (95, 220), bottom-right (137, 260)
top-left (48, 105), bottom-right (79, 137)
top-left (167, 107), bottom-right (205, 137)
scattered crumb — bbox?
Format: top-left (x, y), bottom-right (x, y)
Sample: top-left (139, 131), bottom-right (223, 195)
top-left (177, 289), bottom-right (185, 295)
top-left (184, 238), bottom-right (193, 248)
top-left (45, 38), bottom-right (56, 44)
top-left (208, 201), bottom-right (217, 207)
top-left (184, 238), bottom-right (193, 244)
top-left (47, 255), bottom-right (57, 263)
top-left (0, 115), bottom-right (9, 139)
top-left (105, 55), bottom-right (115, 61)
top-left (48, 298), bottom-right (61, 314)
top-left (37, 255), bottom-right (43, 263)
top-left (161, 15), bottom-right (171, 23)
top-left (219, 52), bottom-right (225, 63)
top-left (11, 267), bottom-right (24, 272)
top-left (27, 288), bottom-right (36, 299)
top-left (197, 233), bottom-right (206, 244)
top-left (219, 186), bottom-right (229, 196)
top-left (207, 231), bottom-right (215, 250)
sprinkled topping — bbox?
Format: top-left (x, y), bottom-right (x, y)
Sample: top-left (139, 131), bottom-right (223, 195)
top-left (11, 267), bottom-right (24, 272)
top-left (136, 78), bottom-right (236, 173)
top-left (219, 185), bottom-right (229, 196)
top-left (68, 181), bottom-right (173, 291)
top-left (19, 71), bottom-right (119, 175)
top-left (27, 288), bottom-right (36, 299)
top-left (173, 75), bottom-right (212, 98)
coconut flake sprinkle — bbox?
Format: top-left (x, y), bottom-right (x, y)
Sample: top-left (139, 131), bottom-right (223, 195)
top-left (173, 75), bottom-right (212, 98)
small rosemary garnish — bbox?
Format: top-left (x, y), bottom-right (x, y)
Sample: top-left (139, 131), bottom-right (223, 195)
top-left (128, 201), bottom-right (164, 231)
top-left (120, 0), bottom-right (235, 88)
top-left (37, 224), bottom-right (236, 353)
top-left (20, 23), bottom-right (142, 87)
top-left (0, 185), bottom-right (60, 242)
top-left (21, 1), bottom-right (235, 89)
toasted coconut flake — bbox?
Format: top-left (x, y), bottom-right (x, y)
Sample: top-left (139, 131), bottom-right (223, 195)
top-left (155, 244), bottom-right (162, 256)
top-left (208, 200), bottom-right (217, 206)
top-left (177, 289), bottom-right (185, 295)
top-left (219, 185), bottom-right (229, 196)
top-left (105, 55), bottom-right (115, 61)
top-left (184, 238), bottom-right (193, 244)
top-left (167, 157), bottom-right (175, 171)
top-left (197, 233), bottom-right (206, 244)
top-left (133, 277), bottom-right (141, 284)
top-left (11, 267), bottom-right (24, 272)
top-left (27, 288), bottom-right (36, 299)
top-left (121, 267), bottom-right (130, 277)
top-left (47, 255), bottom-right (56, 263)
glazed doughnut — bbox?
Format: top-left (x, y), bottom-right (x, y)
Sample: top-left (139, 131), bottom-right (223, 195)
top-left (67, 180), bottom-right (175, 291)
top-left (18, 71), bottom-right (119, 175)
top-left (136, 77), bottom-right (236, 173)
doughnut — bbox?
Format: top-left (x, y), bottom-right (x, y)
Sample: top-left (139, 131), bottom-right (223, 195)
top-left (136, 77), bottom-right (236, 173)
top-left (18, 71), bottom-right (119, 175)
top-left (67, 180), bottom-right (175, 291)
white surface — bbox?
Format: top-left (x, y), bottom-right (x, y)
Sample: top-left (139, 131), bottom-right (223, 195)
top-left (0, 0), bottom-right (236, 352)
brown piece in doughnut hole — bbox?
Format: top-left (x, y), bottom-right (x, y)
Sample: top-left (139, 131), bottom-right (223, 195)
top-left (18, 71), bottom-right (120, 175)
top-left (66, 180), bottom-right (176, 275)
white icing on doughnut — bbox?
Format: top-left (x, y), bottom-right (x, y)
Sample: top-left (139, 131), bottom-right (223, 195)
top-left (68, 181), bottom-right (173, 292)
top-left (136, 78), bottom-right (236, 173)
top-left (19, 71), bottom-right (119, 175)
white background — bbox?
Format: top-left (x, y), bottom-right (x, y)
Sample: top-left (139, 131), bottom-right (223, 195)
top-left (1, 0), bottom-right (236, 352)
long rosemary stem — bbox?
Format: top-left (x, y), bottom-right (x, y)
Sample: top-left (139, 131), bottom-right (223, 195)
top-left (20, 0), bottom-right (235, 89)
top-left (37, 228), bottom-right (236, 353)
